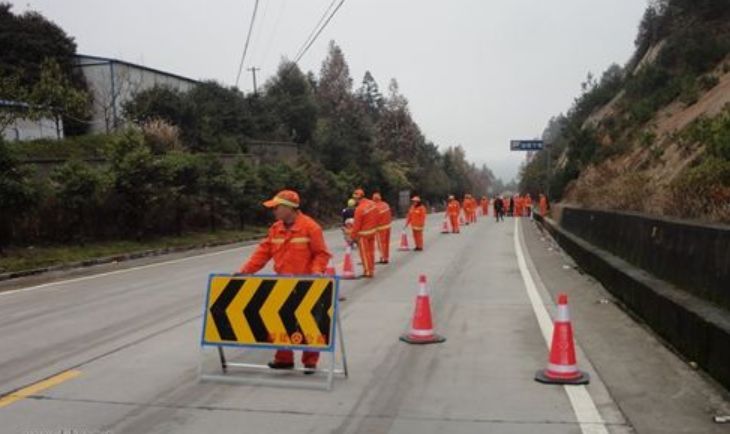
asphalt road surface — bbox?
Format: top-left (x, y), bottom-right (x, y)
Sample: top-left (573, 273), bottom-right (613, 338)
top-left (1, 214), bottom-right (728, 434)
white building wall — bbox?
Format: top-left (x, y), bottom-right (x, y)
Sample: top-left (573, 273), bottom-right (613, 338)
top-left (2, 116), bottom-right (62, 142)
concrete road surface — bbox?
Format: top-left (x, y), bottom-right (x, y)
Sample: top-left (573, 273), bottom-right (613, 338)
top-left (0, 214), bottom-right (728, 434)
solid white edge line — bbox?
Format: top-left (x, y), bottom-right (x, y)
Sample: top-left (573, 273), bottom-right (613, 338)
top-left (513, 218), bottom-right (609, 434)
top-left (0, 246), bottom-right (243, 296)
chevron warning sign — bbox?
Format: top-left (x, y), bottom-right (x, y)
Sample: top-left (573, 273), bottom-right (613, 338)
top-left (201, 274), bottom-right (338, 351)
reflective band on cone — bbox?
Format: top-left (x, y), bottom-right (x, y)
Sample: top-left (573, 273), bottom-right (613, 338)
top-left (341, 244), bottom-right (357, 280)
top-left (398, 231), bottom-right (410, 251)
top-left (400, 274), bottom-right (446, 345)
top-left (535, 293), bottom-right (589, 385)
top-left (325, 258), bottom-right (336, 276)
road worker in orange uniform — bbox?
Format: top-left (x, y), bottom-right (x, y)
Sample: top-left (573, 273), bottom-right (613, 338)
top-left (481, 196), bottom-right (489, 216)
top-left (525, 194), bottom-right (533, 217)
top-left (446, 195), bottom-right (461, 233)
top-left (237, 190), bottom-right (332, 373)
top-left (539, 193), bottom-right (548, 217)
top-left (471, 195), bottom-right (478, 222)
top-left (372, 192), bottom-right (392, 264)
top-left (405, 196), bottom-right (427, 251)
top-left (349, 188), bottom-right (378, 278)
top-left (462, 194), bottom-right (473, 225)
top-left (515, 194), bottom-right (524, 218)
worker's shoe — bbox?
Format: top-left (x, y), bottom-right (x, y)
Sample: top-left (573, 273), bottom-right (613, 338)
top-left (303, 364), bottom-right (317, 375)
top-left (414, 247), bottom-right (423, 251)
top-left (267, 361), bottom-right (294, 370)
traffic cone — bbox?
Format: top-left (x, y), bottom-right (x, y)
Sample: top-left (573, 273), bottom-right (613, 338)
top-left (441, 218), bottom-right (450, 234)
top-left (535, 293), bottom-right (589, 385)
top-left (398, 231), bottom-right (410, 251)
top-left (325, 257), bottom-right (336, 276)
top-left (341, 244), bottom-right (357, 280)
top-left (460, 213), bottom-right (466, 225)
top-left (400, 275), bottom-right (446, 344)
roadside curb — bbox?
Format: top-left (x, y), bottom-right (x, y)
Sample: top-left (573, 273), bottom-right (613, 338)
top-left (534, 212), bottom-right (730, 393)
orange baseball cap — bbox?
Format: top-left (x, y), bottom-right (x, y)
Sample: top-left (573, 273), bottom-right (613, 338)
top-left (352, 188), bottom-right (365, 199)
top-left (263, 190), bottom-right (300, 208)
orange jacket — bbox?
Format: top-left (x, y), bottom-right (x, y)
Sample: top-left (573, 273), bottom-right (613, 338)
top-left (239, 212), bottom-right (331, 275)
top-left (351, 198), bottom-right (379, 239)
top-left (406, 204), bottom-right (427, 230)
top-left (447, 199), bottom-right (461, 216)
top-left (373, 199), bottom-right (392, 231)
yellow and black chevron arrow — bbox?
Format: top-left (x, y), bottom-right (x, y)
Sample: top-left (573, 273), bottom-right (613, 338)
top-left (203, 276), bottom-right (335, 348)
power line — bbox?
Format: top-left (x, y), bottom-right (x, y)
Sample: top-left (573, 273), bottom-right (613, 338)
top-left (234, 0), bottom-right (261, 88)
top-left (293, 0), bottom-right (346, 65)
top-left (293, 0), bottom-right (338, 62)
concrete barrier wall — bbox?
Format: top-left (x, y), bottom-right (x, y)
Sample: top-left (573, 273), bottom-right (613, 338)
top-left (534, 210), bottom-right (730, 391)
top-left (557, 206), bottom-right (730, 311)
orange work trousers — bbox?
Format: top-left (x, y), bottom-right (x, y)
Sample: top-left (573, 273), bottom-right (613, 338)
top-left (357, 235), bottom-right (376, 277)
top-left (274, 350), bottom-right (319, 366)
top-left (375, 228), bottom-right (391, 262)
top-left (412, 229), bottom-right (424, 249)
top-left (449, 215), bottom-right (460, 233)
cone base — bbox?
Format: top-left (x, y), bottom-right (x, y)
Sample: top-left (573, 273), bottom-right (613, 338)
top-left (399, 333), bottom-right (446, 345)
top-left (341, 274), bottom-right (360, 280)
top-left (534, 369), bottom-right (590, 385)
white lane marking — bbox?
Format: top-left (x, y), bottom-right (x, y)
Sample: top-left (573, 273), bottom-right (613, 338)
top-left (0, 246), bottom-right (244, 297)
top-left (513, 218), bottom-right (609, 434)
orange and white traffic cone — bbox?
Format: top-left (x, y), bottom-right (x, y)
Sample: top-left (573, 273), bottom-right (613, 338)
top-left (460, 213), bottom-right (466, 226)
top-left (341, 244), bottom-right (357, 280)
top-left (535, 293), bottom-right (589, 385)
top-left (441, 218), bottom-right (450, 234)
top-left (325, 257), bottom-right (336, 276)
top-left (398, 231), bottom-right (410, 251)
top-left (400, 275), bottom-right (446, 344)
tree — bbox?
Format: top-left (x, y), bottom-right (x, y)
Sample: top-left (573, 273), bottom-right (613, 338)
top-left (185, 81), bottom-right (254, 152)
top-left (0, 74), bottom-right (28, 135)
top-left (262, 60), bottom-right (318, 144)
top-left (357, 71), bottom-right (384, 118)
top-left (29, 58), bottom-right (88, 138)
top-left (0, 3), bottom-right (79, 89)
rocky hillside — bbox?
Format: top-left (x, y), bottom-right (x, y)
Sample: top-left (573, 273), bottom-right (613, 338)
top-left (520, 0), bottom-right (730, 224)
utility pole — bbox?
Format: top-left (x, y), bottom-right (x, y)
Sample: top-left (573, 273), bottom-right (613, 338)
top-left (247, 67), bottom-right (260, 95)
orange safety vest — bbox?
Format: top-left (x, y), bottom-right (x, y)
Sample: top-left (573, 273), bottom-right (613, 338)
top-left (352, 198), bottom-right (379, 239)
top-left (406, 204), bottom-right (427, 230)
top-left (239, 212), bottom-right (332, 275)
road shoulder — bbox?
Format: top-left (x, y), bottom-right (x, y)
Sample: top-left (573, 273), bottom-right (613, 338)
top-left (521, 218), bottom-right (730, 434)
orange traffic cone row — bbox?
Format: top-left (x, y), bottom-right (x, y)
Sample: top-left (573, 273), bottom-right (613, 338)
top-left (398, 231), bottom-right (410, 251)
top-left (441, 218), bottom-right (450, 234)
top-left (535, 293), bottom-right (589, 385)
top-left (325, 257), bottom-right (336, 276)
top-left (341, 244), bottom-right (357, 280)
top-left (400, 275), bottom-right (446, 344)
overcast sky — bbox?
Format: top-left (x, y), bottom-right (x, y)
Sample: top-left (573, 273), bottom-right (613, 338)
top-left (13, 0), bottom-right (647, 181)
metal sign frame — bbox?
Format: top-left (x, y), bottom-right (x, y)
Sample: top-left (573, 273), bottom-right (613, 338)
top-left (198, 274), bottom-right (348, 390)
